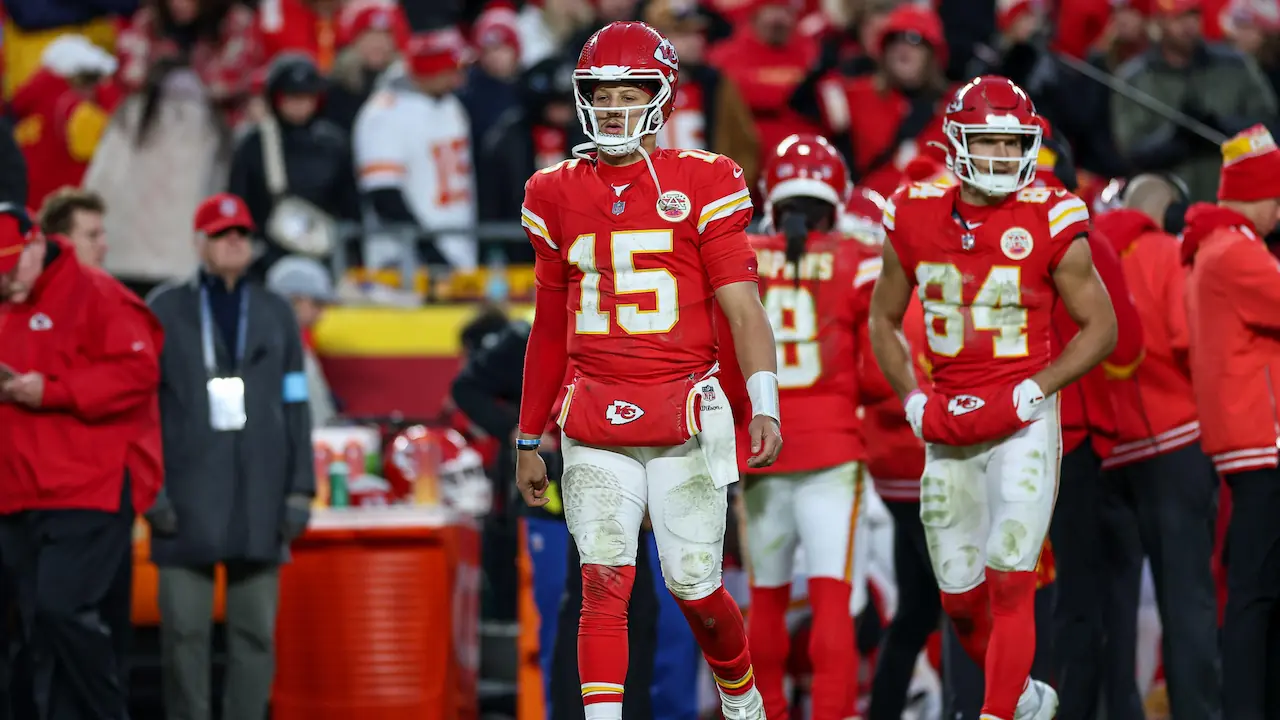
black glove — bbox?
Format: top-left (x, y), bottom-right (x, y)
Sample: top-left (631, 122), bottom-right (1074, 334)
top-left (145, 493), bottom-right (178, 537)
top-left (282, 494), bottom-right (313, 543)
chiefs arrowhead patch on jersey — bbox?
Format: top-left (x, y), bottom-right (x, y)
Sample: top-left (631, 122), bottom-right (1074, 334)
top-left (606, 400), bottom-right (645, 425)
top-left (948, 395), bottom-right (986, 416)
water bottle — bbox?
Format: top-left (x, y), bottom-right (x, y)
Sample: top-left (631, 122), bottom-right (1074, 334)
top-left (328, 459), bottom-right (350, 508)
top-left (484, 247), bottom-right (509, 303)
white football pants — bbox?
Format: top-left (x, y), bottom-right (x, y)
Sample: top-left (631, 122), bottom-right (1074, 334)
top-left (560, 422), bottom-right (735, 602)
top-left (921, 394), bottom-right (1061, 593)
top-left (743, 461), bottom-right (863, 588)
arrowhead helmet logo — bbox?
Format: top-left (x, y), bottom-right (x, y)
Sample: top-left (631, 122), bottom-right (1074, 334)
top-left (606, 400), bottom-right (645, 425)
top-left (948, 395), bottom-right (986, 416)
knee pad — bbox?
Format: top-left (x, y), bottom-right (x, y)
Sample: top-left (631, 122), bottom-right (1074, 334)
top-left (563, 462), bottom-right (636, 566)
top-left (658, 476), bottom-right (727, 600)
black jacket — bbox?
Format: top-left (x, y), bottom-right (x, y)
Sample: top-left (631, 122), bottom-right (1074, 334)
top-left (147, 277), bottom-right (314, 565)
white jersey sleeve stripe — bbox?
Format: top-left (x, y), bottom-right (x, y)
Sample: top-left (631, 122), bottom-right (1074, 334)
top-left (854, 257), bottom-right (883, 288)
top-left (697, 188), bottom-right (752, 234)
top-left (882, 199), bottom-right (896, 232)
top-left (1049, 206), bottom-right (1090, 239)
top-left (1047, 196), bottom-right (1089, 230)
top-left (521, 206), bottom-right (558, 250)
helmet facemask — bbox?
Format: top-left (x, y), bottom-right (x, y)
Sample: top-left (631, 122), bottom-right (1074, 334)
top-left (573, 69), bottom-right (672, 157)
top-left (944, 120), bottom-right (1042, 197)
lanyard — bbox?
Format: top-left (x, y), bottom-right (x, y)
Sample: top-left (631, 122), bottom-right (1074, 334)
top-left (200, 286), bottom-right (249, 376)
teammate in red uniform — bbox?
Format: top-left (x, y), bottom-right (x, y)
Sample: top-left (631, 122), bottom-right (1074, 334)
top-left (513, 21), bottom-right (783, 720)
top-left (868, 75), bottom-right (1119, 720)
top-left (740, 134), bottom-right (884, 720)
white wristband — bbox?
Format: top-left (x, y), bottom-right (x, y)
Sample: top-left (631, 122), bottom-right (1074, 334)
top-left (746, 371), bottom-right (781, 423)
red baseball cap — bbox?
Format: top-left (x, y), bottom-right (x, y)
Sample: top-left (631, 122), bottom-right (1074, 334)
top-left (193, 193), bottom-right (254, 235)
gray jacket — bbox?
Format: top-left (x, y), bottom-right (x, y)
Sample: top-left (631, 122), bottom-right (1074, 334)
top-left (147, 276), bottom-right (315, 567)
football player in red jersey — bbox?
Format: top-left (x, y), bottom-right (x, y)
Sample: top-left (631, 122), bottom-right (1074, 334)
top-left (868, 75), bottom-right (1119, 720)
top-left (512, 21), bottom-right (783, 720)
top-left (741, 134), bottom-right (885, 720)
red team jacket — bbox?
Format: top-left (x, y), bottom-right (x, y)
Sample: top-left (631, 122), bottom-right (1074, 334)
top-left (1094, 209), bottom-right (1199, 468)
top-left (1049, 223), bottom-right (1146, 456)
top-left (739, 231), bottom-right (883, 474)
top-left (518, 150), bottom-right (758, 438)
top-left (0, 236), bottom-right (165, 514)
top-left (1183, 204), bottom-right (1280, 475)
top-left (884, 183), bottom-right (1090, 410)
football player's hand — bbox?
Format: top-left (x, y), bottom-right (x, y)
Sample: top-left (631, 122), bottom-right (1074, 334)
top-left (515, 450), bottom-right (550, 508)
top-left (903, 390), bottom-right (927, 438)
top-left (746, 415), bottom-right (783, 468)
top-left (1012, 379), bottom-right (1046, 422)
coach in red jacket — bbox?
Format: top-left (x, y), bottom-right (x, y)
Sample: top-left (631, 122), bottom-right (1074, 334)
top-left (1184, 123), bottom-right (1280, 720)
top-left (1093, 183), bottom-right (1221, 720)
top-left (0, 204), bottom-right (163, 719)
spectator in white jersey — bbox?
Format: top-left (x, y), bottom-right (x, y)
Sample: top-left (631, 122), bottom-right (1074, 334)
top-left (354, 28), bottom-right (478, 272)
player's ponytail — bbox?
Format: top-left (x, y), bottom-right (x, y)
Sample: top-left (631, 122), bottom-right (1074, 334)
top-left (780, 211), bottom-right (808, 289)
top-left (776, 197), bottom-right (835, 288)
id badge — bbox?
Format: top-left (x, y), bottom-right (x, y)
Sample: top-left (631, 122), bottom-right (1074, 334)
top-left (208, 376), bottom-right (247, 431)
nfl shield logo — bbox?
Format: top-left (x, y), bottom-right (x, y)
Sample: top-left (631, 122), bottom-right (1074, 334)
top-left (702, 384), bottom-right (716, 401)
top-left (612, 200), bottom-right (626, 216)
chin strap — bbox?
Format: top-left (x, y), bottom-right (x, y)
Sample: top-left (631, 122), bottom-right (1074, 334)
top-left (572, 141), bottom-right (667, 199)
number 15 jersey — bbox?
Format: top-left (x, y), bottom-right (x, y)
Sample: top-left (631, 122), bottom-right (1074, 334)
top-left (883, 183), bottom-right (1090, 395)
top-left (521, 149), bottom-right (758, 384)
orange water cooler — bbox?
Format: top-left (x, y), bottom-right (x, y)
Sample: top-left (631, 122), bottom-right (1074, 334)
top-left (272, 506), bottom-right (481, 720)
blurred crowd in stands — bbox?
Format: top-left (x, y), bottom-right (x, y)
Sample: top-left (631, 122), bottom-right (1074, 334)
top-left (3, 0), bottom-right (1278, 305)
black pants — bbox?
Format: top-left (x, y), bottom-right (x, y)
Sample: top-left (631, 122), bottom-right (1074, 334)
top-left (1222, 467), bottom-right (1280, 720)
top-left (0, 500), bottom-right (133, 720)
top-left (868, 500), bottom-right (941, 720)
top-left (549, 531), bottom-right (658, 720)
top-left (1102, 444), bottom-right (1221, 720)
top-left (1049, 441), bottom-right (1108, 720)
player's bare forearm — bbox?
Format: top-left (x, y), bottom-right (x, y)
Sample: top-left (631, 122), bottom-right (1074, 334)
top-left (1035, 237), bottom-right (1119, 396)
top-left (868, 240), bottom-right (920, 400)
top-left (715, 281), bottom-right (778, 379)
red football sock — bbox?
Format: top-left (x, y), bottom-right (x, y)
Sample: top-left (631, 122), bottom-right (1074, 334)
top-left (808, 577), bottom-right (858, 720)
top-left (982, 568), bottom-right (1037, 720)
top-left (579, 564), bottom-right (636, 715)
top-left (939, 582), bottom-right (993, 667)
top-left (747, 585), bottom-right (791, 720)
top-left (675, 586), bottom-right (755, 697)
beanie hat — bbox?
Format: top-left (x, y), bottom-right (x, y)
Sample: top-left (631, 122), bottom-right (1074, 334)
top-left (1218, 124), bottom-right (1280, 202)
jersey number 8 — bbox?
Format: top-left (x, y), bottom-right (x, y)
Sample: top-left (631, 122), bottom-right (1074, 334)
top-left (916, 263), bottom-right (1028, 358)
top-left (762, 286), bottom-right (820, 389)
top-left (568, 230), bottom-right (679, 335)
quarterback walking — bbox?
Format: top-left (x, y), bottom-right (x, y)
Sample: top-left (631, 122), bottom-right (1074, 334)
top-left (868, 75), bottom-right (1118, 720)
top-left (514, 21), bottom-right (782, 720)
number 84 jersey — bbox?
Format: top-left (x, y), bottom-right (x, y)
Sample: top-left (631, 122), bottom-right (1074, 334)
top-left (745, 231), bottom-right (886, 474)
top-left (884, 182), bottom-right (1090, 396)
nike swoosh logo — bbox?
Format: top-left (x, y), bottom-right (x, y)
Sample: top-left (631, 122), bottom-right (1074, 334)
top-left (733, 166), bottom-right (743, 178)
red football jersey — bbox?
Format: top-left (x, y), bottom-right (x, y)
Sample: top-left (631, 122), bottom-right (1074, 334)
top-left (884, 183), bottom-right (1090, 396)
top-left (742, 231), bottom-right (881, 474)
top-left (521, 148), bottom-right (757, 385)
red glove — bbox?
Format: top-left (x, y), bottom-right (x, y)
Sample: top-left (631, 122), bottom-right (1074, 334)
top-left (921, 381), bottom-right (1032, 446)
